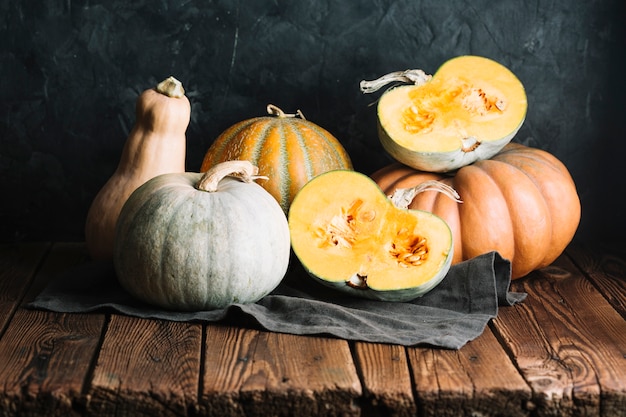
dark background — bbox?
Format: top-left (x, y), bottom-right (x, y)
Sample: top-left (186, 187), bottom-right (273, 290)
top-left (1, 0), bottom-right (625, 243)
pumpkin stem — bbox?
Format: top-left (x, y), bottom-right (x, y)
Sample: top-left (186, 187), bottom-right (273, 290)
top-left (389, 180), bottom-right (462, 210)
top-left (347, 273), bottom-right (368, 290)
top-left (267, 104), bottom-right (306, 120)
top-left (360, 69), bottom-right (432, 94)
top-left (196, 160), bottom-right (269, 192)
top-left (156, 76), bottom-right (186, 98)
top-left (461, 136), bottom-right (481, 153)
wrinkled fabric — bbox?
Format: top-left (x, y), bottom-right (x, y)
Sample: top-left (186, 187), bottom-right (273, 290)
top-left (28, 251), bottom-right (525, 349)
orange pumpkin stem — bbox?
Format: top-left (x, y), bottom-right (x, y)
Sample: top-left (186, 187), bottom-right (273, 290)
top-left (196, 160), bottom-right (269, 192)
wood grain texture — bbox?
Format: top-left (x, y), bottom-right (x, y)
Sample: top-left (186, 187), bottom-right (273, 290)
top-left (2, 242), bottom-right (626, 416)
top-left (352, 342), bottom-right (416, 417)
top-left (201, 324), bottom-right (362, 417)
top-left (0, 242), bottom-right (104, 416)
top-left (495, 251), bottom-right (626, 416)
top-left (0, 242), bottom-right (50, 335)
top-left (566, 242), bottom-right (626, 318)
top-left (0, 310), bottom-right (103, 416)
top-left (87, 316), bottom-right (202, 417)
top-left (408, 328), bottom-right (531, 417)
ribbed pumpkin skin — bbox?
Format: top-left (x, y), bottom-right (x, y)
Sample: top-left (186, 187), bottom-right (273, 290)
top-left (114, 172), bottom-right (290, 311)
top-left (371, 143), bottom-right (581, 279)
top-left (201, 114), bottom-right (352, 213)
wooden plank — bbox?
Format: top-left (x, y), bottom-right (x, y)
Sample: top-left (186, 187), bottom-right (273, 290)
top-left (0, 310), bottom-right (103, 416)
top-left (0, 242), bottom-right (105, 416)
top-left (352, 342), bottom-right (416, 417)
top-left (407, 328), bottom-right (531, 417)
top-left (201, 324), bottom-right (362, 417)
top-left (0, 242), bottom-right (50, 335)
top-left (566, 242), bottom-right (626, 318)
top-left (495, 253), bottom-right (626, 416)
top-left (87, 315), bottom-right (203, 417)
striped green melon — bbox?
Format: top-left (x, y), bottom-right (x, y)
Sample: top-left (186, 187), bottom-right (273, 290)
top-left (201, 104), bottom-right (352, 213)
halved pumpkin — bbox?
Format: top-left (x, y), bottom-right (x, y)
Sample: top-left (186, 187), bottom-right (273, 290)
top-left (363, 55), bottom-right (527, 172)
top-left (288, 170), bottom-right (453, 302)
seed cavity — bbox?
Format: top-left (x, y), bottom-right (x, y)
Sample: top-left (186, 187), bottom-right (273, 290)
top-left (314, 199), bottom-right (374, 248)
top-left (388, 230), bottom-right (429, 267)
top-left (461, 87), bottom-right (507, 115)
top-left (402, 80), bottom-right (506, 135)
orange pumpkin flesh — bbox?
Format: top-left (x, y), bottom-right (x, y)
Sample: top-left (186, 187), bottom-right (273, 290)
top-left (371, 143), bottom-right (581, 279)
top-left (201, 105), bottom-right (352, 213)
top-left (370, 56), bottom-right (527, 172)
top-left (289, 170), bottom-right (453, 301)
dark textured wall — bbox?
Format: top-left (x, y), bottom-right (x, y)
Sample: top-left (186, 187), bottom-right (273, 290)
top-left (1, 0), bottom-right (625, 242)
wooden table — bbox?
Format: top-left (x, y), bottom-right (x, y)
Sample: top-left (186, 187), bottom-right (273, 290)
top-left (0, 242), bottom-right (625, 416)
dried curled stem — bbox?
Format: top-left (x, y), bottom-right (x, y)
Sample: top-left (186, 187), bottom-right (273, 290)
top-left (196, 160), bottom-right (268, 192)
top-left (267, 104), bottom-right (306, 120)
top-left (360, 69), bottom-right (432, 94)
top-left (389, 180), bottom-right (462, 210)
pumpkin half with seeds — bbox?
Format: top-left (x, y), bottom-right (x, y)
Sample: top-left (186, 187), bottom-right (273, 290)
top-left (288, 169), bottom-right (455, 302)
top-left (361, 55), bottom-right (527, 172)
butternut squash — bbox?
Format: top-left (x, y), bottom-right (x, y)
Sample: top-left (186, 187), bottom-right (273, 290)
top-left (85, 76), bottom-right (191, 260)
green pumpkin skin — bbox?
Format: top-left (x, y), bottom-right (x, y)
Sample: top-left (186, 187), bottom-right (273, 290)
top-left (114, 171), bottom-right (291, 311)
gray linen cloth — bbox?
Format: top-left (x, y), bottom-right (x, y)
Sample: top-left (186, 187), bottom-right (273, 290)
top-left (28, 251), bottom-right (525, 349)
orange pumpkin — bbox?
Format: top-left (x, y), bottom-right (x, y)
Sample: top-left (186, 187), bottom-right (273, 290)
top-left (201, 105), bottom-right (352, 213)
top-left (371, 143), bottom-right (581, 279)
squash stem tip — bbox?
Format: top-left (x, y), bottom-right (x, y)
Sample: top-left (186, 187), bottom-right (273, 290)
top-left (156, 76), bottom-right (186, 98)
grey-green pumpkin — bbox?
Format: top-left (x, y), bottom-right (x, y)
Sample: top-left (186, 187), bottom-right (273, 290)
top-left (113, 160), bottom-right (291, 311)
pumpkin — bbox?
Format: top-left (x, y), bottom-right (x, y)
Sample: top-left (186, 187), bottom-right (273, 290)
top-left (200, 104), bottom-right (353, 213)
top-left (371, 143), bottom-right (581, 279)
top-left (361, 55), bottom-right (527, 172)
top-left (114, 160), bottom-right (291, 311)
top-left (85, 76), bottom-right (191, 261)
top-left (288, 169), bottom-right (455, 301)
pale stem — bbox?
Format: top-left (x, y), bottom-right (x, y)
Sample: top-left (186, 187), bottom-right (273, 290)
top-left (389, 180), bottom-right (462, 210)
top-left (196, 160), bottom-right (269, 192)
top-left (360, 69), bottom-right (432, 94)
top-left (266, 104), bottom-right (306, 120)
top-left (156, 76), bottom-right (186, 98)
